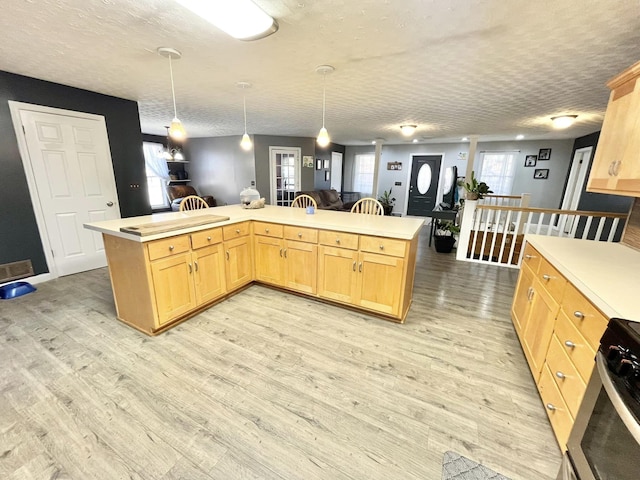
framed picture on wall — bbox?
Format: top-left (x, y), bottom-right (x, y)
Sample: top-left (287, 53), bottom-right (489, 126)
top-left (303, 155), bottom-right (314, 168)
top-left (524, 155), bottom-right (537, 167)
top-left (316, 159), bottom-right (322, 170)
top-left (534, 168), bottom-right (549, 179)
top-left (325, 171), bottom-right (330, 181)
top-left (323, 159), bottom-right (330, 169)
top-left (538, 148), bottom-right (551, 160)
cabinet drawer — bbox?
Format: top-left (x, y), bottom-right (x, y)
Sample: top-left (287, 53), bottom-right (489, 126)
top-left (554, 309), bottom-right (597, 384)
top-left (318, 230), bottom-right (359, 250)
top-left (283, 225), bottom-right (318, 244)
top-left (546, 335), bottom-right (587, 419)
top-left (537, 258), bottom-right (567, 304)
top-left (561, 282), bottom-right (608, 351)
top-left (538, 363), bottom-right (574, 450)
top-left (359, 235), bottom-right (406, 258)
top-left (190, 228), bottom-right (223, 250)
top-left (147, 235), bottom-right (191, 261)
top-left (223, 222), bottom-right (250, 240)
top-left (521, 243), bottom-right (542, 273)
top-left (253, 222), bottom-right (284, 238)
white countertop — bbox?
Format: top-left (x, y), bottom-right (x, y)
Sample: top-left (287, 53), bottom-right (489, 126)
top-left (525, 235), bottom-right (640, 322)
top-left (84, 205), bottom-right (425, 242)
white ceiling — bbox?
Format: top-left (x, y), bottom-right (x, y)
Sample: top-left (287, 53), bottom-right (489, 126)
top-left (2, 0), bottom-right (639, 145)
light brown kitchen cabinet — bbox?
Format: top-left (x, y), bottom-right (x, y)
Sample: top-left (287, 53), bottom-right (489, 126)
top-left (318, 245), bottom-right (360, 304)
top-left (283, 240), bottom-right (317, 295)
top-left (587, 60), bottom-right (640, 196)
top-left (224, 236), bottom-right (253, 290)
top-left (511, 254), bottom-right (536, 335)
top-left (150, 251), bottom-right (196, 326)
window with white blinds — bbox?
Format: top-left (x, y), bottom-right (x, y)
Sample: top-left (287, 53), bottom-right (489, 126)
top-left (478, 152), bottom-right (518, 195)
top-left (353, 154), bottom-right (375, 195)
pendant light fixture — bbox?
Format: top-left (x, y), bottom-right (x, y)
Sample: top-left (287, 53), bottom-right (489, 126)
top-left (237, 82), bottom-right (253, 150)
top-left (157, 47), bottom-right (187, 141)
top-left (316, 65), bottom-right (334, 148)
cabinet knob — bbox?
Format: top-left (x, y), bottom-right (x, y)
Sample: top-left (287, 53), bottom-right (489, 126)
top-left (298, 232), bottom-right (303, 238)
top-left (207, 236), bottom-right (211, 241)
top-left (169, 245), bottom-right (174, 251)
top-left (573, 311), bottom-right (585, 320)
top-left (564, 340), bottom-right (576, 349)
top-left (265, 228), bottom-right (270, 233)
top-left (236, 229), bottom-right (240, 234)
top-left (555, 371), bottom-right (566, 380)
top-left (336, 238), bottom-right (341, 244)
top-left (379, 245), bottom-right (384, 250)
top-left (542, 274), bottom-right (551, 281)
top-left (546, 403), bottom-right (557, 411)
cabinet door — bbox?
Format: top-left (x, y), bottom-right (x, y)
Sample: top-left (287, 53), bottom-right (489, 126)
top-left (150, 252), bottom-right (196, 326)
top-left (522, 281), bottom-right (559, 382)
top-left (357, 252), bottom-right (404, 316)
top-left (254, 236), bottom-right (284, 286)
top-left (224, 237), bottom-right (253, 291)
top-left (588, 78), bottom-right (640, 192)
top-left (317, 246), bottom-right (359, 303)
top-left (193, 244), bottom-right (226, 305)
top-left (511, 262), bottom-right (535, 336)
top-left (284, 240), bottom-right (317, 295)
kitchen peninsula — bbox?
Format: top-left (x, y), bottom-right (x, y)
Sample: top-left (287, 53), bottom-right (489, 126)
top-left (85, 205), bottom-right (424, 335)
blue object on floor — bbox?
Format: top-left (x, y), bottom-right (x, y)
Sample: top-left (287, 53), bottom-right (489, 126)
top-left (0, 281), bottom-right (37, 299)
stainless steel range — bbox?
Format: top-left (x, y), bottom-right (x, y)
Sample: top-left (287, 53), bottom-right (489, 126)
top-left (558, 318), bottom-right (640, 479)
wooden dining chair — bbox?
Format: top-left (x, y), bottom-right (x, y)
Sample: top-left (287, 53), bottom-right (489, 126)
top-left (179, 195), bottom-right (210, 211)
top-left (350, 197), bottom-right (384, 215)
top-left (291, 194), bottom-right (318, 209)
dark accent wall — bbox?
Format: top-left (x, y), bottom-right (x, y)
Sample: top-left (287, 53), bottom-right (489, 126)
top-left (314, 142), bottom-right (346, 190)
top-left (0, 70), bottom-right (150, 275)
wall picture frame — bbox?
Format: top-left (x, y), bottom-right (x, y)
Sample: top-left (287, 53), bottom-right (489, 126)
top-left (534, 168), bottom-right (549, 179)
top-left (316, 159), bottom-right (322, 170)
top-left (324, 170), bottom-right (330, 181)
top-left (538, 148), bottom-right (551, 160)
top-left (524, 155), bottom-right (537, 167)
top-left (303, 155), bottom-right (314, 168)
top-left (323, 159), bottom-right (330, 169)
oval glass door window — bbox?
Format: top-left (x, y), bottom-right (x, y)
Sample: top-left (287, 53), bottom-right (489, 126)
top-left (417, 164), bottom-right (432, 194)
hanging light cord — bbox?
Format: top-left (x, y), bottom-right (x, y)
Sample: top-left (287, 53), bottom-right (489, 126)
top-left (168, 55), bottom-right (178, 118)
top-left (243, 91), bottom-right (248, 134)
top-left (321, 73), bottom-right (326, 128)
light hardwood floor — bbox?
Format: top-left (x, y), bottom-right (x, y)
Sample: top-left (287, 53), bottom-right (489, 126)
top-left (0, 227), bottom-right (562, 479)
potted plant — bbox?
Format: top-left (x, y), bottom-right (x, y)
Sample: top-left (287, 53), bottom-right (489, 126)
top-left (433, 220), bottom-right (460, 253)
top-left (463, 171), bottom-right (493, 200)
top-left (378, 188), bottom-right (396, 216)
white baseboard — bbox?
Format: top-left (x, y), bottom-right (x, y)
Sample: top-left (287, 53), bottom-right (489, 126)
top-left (1, 272), bottom-right (54, 288)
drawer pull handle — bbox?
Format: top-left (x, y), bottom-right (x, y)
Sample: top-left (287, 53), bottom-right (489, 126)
top-left (265, 228), bottom-right (270, 233)
top-left (207, 236), bottom-right (211, 241)
top-left (353, 261), bottom-right (356, 272)
top-left (279, 248), bottom-right (283, 257)
top-left (379, 245), bottom-right (384, 250)
top-left (298, 232), bottom-right (303, 238)
top-left (236, 229), bottom-right (240, 234)
top-left (169, 245), bottom-right (174, 251)
top-left (555, 371), bottom-right (566, 380)
top-left (564, 340), bottom-right (576, 349)
top-left (525, 254), bottom-right (535, 259)
top-left (542, 274), bottom-right (551, 281)
top-left (188, 263), bottom-right (193, 274)
top-left (283, 249), bottom-right (287, 258)
top-left (359, 262), bottom-right (362, 273)
top-left (573, 311), bottom-right (585, 320)
top-left (336, 238), bottom-right (341, 244)
top-left (613, 160), bottom-right (621, 176)
top-left (194, 261), bottom-right (198, 272)
top-left (546, 403), bottom-right (557, 411)
top-left (226, 251), bottom-right (230, 261)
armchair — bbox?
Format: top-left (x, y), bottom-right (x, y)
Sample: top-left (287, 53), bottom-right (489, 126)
top-left (166, 185), bottom-right (216, 211)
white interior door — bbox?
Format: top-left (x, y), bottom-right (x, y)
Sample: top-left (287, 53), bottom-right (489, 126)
top-left (16, 106), bottom-right (120, 277)
top-left (330, 152), bottom-right (342, 191)
top-left (560, 146), bottom-right (592, 233)
top-left (269, 147), bottom-right (301, 206)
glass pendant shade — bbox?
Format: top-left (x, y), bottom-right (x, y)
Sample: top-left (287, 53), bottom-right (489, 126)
top-left (172, 149), bottom-right (185, 161)
top-left (317, 127), bottom-right (330, 147)
top-left (169, 117), bottom-right (186, 140)
top-left (241, 133), bottom-right (253, 150)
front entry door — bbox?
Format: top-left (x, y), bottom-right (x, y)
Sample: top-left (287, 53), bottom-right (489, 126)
top-left (17, 105), bottom-right (120, 276)
top-left (407, 155), bottom-right (442, 216)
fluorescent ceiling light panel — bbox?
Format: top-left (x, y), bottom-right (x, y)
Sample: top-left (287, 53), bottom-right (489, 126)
top-left (175, 0), bottom-right (278, 40)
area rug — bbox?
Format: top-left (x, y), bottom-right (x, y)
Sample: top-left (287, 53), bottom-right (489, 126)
top-left (442, 451), bottom-right (512, 480)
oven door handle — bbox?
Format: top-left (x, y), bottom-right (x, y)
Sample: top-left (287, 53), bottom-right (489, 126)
top-left (596, 351), bottom-right (640, 444)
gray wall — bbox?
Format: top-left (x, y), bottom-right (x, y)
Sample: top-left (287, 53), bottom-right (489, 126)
top-left (314, 142), bottom-right (346, 190)
top-left (345, 139), bottom-right (575, 215)
top-left (186, 135), bottom-right (256, 206)
top-left (253, 135), bottom-right (316, 203)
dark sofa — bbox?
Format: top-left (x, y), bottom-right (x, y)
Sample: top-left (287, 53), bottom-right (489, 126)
top-left (295, 189), bottom-right (358, 211)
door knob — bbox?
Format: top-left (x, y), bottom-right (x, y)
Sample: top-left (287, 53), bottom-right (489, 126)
top-left (106, 201), bottom-right (114, 207)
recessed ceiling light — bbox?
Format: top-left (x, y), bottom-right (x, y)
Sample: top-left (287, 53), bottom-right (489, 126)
top-left (516, 134), bottom-right (524, 140)
top-left (462, 137), bottom-right (468, 141)
top-left (551, 115), bottom-right (578, 129)
top-left (175, 0), bottom-right (278, 40)
top-left (412, 139), bottom-right (418, 143)
top-left (400, 125), bottom-right (417, 136)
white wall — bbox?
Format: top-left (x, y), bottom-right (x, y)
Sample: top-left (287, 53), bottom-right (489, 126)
top-left (345, 139), bottom-right (574, 214)
top-left (186, 135), bottom-right (256, 206)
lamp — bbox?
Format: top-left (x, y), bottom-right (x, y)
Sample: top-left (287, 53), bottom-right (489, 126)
top-left (162, 126), bottom-right (185, 161)
top-left (175, 0), bottom-right (278, 41)
top-left (400, 124), bottom-right (417, 136)
top-left (238, 82), bottom-right (253, 150)
top-left (157, 47), bottom-right (187, 141)
top-left (551, 115), bottom-right (578, 129)
top-left (316, 65), bottom-right (334, 148)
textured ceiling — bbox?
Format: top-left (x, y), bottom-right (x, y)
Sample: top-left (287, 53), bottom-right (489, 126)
top-left (1, 0), bottom-right (639, 145)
